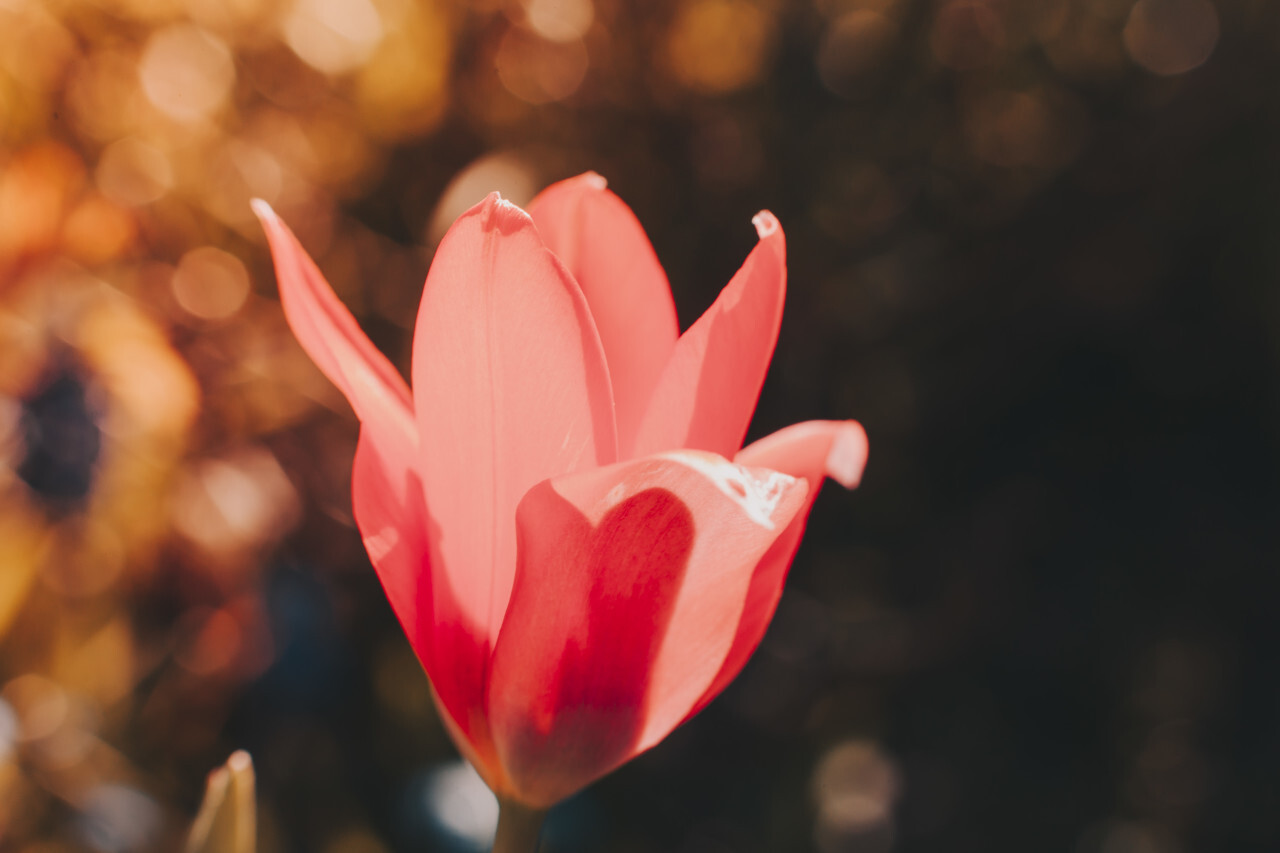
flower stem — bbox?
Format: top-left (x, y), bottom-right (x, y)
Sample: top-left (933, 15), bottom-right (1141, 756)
top-left (491, 799), bottom-right (546, 853)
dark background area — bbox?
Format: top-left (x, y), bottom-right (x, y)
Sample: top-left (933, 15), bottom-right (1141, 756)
top-left (0, 0), bottom-right (1277, 851)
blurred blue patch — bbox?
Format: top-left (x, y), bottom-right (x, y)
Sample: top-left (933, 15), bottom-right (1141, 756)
top-left (252, 564), bottom-right (356, 715)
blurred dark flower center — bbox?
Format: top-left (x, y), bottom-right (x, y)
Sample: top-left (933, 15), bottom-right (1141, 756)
top-left (18, 366), bottom-right (102, 505)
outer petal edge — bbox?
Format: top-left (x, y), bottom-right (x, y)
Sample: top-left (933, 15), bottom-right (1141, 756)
top-left (251, 199), bottom-right (416, 458)
top-left (528, 173), bottom-right (680, 451)
top-left (487, 450), bottom-right (808, 807)
top-left (630, 211), bottom-right (787, 459)
top-left (410, 191), bottom-right (617, 656)
top-left (671, 419), bottom-right (869, 729)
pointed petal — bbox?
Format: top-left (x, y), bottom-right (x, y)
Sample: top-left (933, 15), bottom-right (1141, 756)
top-left (487, 451), bottom-right (808, 807)
top-left (630, 211), bottom-right (787, 459)
top-left (681, 420), bottom-right (868, 723)
top-left (252, 200), bottom-right (416, 458)
top-left (528, 173), bottom-right (679, 451)
top-left (412, 193), bottom-right (617, 655)
top-left (185, 750), bottom-right (254, 853)
top-left (350, 430), bottom-right (508, 794)
top-left (351, 430), bottom-right (432, 669)
top-left (257, 200), bottom-right (512, 786)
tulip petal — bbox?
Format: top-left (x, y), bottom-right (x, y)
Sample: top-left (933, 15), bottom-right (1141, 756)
top-left (256, 202), bottom-right (512, 787)
top-left (351, 429), bottom-right (432, 671)
top-left (630, 211), bottom-right (786, 459)
top-left (528, 173), bottom-right (679, 451)
top-left (252, 200), bottom-right (416, 459)
top-left (411, 192), bottom-right (617, 659)
top-left (735, 419), bottom-right (869, 491)
top-left (487, 451), bottom-right (808, 807)
top-left (349, 431), bottom-right (503, 792)
top-left (680, 420), bottom-right (869, 724)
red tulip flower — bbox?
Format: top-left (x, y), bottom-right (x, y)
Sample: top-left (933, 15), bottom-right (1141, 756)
top-left (253, 174), bottom-right (867, 828)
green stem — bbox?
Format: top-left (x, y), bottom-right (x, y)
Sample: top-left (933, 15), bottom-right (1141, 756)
top-left (491, 799), bottom-right (546, 853)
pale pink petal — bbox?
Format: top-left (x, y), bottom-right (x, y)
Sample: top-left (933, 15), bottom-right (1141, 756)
top-left (487, 451), bottom-right (808, 807)
top-left (735, 419), bottom-right (869, 490)
top-left (255, 202), bottom-right (511, 788)
top-left (349, 431), bottom-right (504, 793)
top-left (630, 212), bottom-right (786, 460)
top-left (350, 430), bottom-right (432, 672)
top-left (528, 173), bottom-right (679, 452)
top-left (252, 200), bottom-right (416, 459)
top-left (681, 420), bottom-right (868, 723)
top-left (411, 192), bottom-right (617, 657)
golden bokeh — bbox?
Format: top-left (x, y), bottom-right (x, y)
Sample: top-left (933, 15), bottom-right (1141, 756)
top-left (665, 0), bottom-right (775, 94)
top-left (139, 24), bottom-right (237, 124)
top-left (0, 0), bottom-right (1261, 849)
top-left (495, 25), bottom-right (589, 104)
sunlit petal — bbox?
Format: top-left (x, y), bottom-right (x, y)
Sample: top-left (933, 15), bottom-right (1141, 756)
top-left (252, 199), bottom-right (416, 463)
top-left (528, 173), bottom-right (679, 454)
top-left (680, 420), bottom-right (868, 722)
top-left (631, 211), bottom-right (786, 459)
top-left (488, 450), bottom-right (807, 806)
top-left (411, 192), bottom-right (617, 659)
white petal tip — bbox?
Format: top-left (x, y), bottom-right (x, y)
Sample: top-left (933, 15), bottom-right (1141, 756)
top-left (752, 210), bottom-right (780, 239)
top-left (249, 198), bottom-right (276, 221)
top-left (582, 171), bottom-right (608, 189)
top-left (826, 422), bottom-right (869, 489)
top-left (478, 191), bottom-right (533, 225)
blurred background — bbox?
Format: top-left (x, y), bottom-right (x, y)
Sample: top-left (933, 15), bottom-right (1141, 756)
top-left (0, 0), bottom-right (1277, 850)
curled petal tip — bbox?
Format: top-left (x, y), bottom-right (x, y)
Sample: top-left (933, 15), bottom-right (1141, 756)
top-left (752, 210), bottom-right (780, 239)
top-left (249, 197), bottom-right (276, 222)
top-left (467, 191), bottom-right (537, 238)
top-left (582, 171), bottom-right (608, 189)
top-left (826, 421), bottom-right (869, 489)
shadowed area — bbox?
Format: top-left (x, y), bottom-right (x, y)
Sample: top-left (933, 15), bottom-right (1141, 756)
top-left (1, 1), bottom-right (1278, 850)
top-left (489, 485), bottom-right (694, 806)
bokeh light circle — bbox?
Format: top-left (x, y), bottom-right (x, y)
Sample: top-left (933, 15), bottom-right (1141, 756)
top-left (1123, 0), bottom-right (1219, 76)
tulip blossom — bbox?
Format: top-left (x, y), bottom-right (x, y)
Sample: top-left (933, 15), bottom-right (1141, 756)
top-left (253, 173), bottom-right (867, 828)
